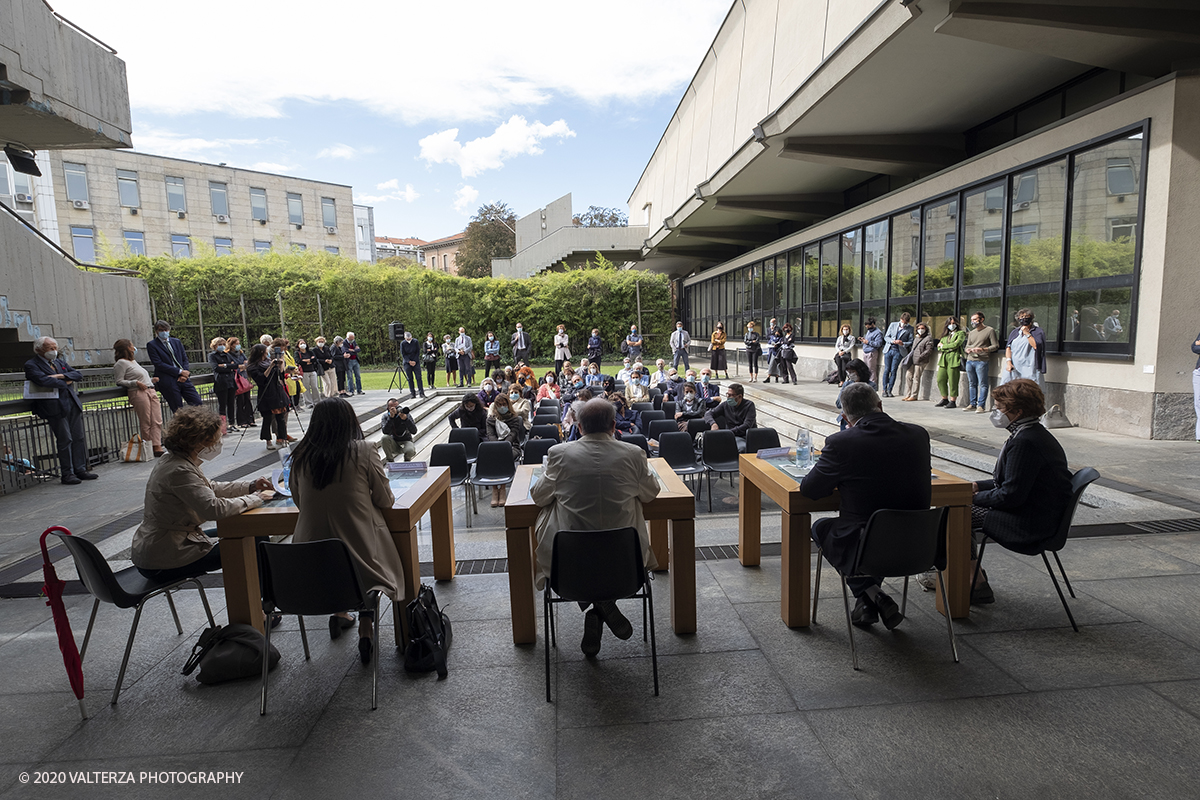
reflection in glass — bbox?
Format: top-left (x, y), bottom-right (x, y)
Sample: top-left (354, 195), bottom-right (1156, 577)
top-left (921, 301), bottom-right (955, 336)
top-left (864, 220), bottom-right (888, 300)
top-left (922, 199), bottom-right (957, 290)
top-left (840, 229), bottom-right (862, 303)
top-left (1004, 294), bottom-right (1059, 342)
top-left (820, 238), bottom-right (839, 303)
top-left (1009, 160), bottom-right (1065, 286)
top-left (862, 304), bottom-right (885, 337)
top-left (891, 210), bottom-right (920, 297)
top-left (1067, 288), bottom-right (1131, 343)
top-left (788, 249), bottom-right (804, 310)
top-left (1068, 135), bottom-right (1141, 281)
top-left (962, 185), bottom-right (1003, 285)
top-left (803, 245), bottom-right (819, 307)
top-left (820, 308), bottom-right (838, 339)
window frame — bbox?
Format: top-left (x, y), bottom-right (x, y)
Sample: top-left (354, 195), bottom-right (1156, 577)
top-left (166, 176), bottom-right (187, 213)
top-left (64, 162), bottom-right (89, 203)
top-left (209, 181), bottom-right (229, 217)
top-left (116, 169), bottom-right (140, 208)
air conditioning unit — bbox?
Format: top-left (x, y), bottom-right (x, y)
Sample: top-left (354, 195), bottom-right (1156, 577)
top-left (216, 214), bottom-right (229, 223)
top-left (1016, 201), bottom-right (1030, 211)
top-left (295, 223), bottom-right (302, 230)
top-left (72, 199), bottom-right (89, 210)
top-left (15, 193), bottom-right (33, 203)
top-left (177, 211), bottom-right (186, 219)
top-left (130, 208), bottom-right (138, 215)
top-left (259, 218), bottom-right (267, 225)
top-left (325, 226), bottom-right (337, 235)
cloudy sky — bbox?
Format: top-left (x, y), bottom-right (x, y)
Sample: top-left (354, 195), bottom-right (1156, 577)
top-left (52, 0), bottom-right (731, 241)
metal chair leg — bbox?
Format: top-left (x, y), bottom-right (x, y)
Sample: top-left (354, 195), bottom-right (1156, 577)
top-left (1052, 551), bottom-right (1076, 598)
top-left (260, 604), bottom-right (272, 716)
top-left (812, 548), bottom-right (823, 623)
top-left (165, 590), bottom-right (183, 634)
top-left (371, 594), bottom-right (380, 711)
top-left (191, 580), bottom-right (216, 628)
top-left (935, 570), bottom-right (960, 663)
top-left (464, 485), bottom-right (473, 529)
top-left (1042, 552), bottom-right (1079, 632)
top-left (647, 578), bottom-right (659, 696)
top-left (298, 616), bottom-right (311, 659)
top-left (111, 603), bottom-right (146, 705)
top-left (839, 576), bottom-right (858, 671)
top-left (544, 590), bottom-right (553, 703)
top-left (80, 598), bottom-right (100, 661)
top-left (707, 470), bottom-right (712, 513)
top-left (901, 576), bottom-right (909, 617)
top-left (972, 540), bottom-right (988, 591)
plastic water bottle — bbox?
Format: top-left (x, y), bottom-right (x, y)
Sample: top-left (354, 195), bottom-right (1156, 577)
top-left (794, 428), bottom-right (813, 468)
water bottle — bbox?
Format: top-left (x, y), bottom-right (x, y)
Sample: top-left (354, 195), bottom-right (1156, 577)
top-left (794, 428), bottom-right (813, 468)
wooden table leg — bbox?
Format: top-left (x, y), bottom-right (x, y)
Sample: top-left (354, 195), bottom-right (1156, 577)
top-left (739, 473), bottom-right (762, 566)
top-left (649, 519), bottom-right (669, 572)
top-left (390, 525), bottom-right (421, 647)
top-left (936, 503), bottom-right (972, 619)
top-left (221, 536), bottom-right (263, 633)
top-left (781, 511), bottom-right (811, 628)
top-left (430, 485), bottom-right (457, 581)
top-left (505, 526), bottom-right (537, 644)
top-left (669, 518), bottom-right (696, 634)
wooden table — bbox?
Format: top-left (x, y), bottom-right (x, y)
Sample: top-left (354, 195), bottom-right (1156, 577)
top-left (502, 457), bottom-right (697, 645)
top-left (737, 454), bottom-right (974, 627)
top-left (215, 466), bottom-right (456, 645)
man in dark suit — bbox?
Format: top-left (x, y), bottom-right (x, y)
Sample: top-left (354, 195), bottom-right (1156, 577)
top-left (24, 337), bottom-right (98, 485)
top-left (398, 330), bottom-right (426, 399)
top-left (800, 382), bottom-right (931, 629)
top-left (147, 320), bottom-right (203, 411)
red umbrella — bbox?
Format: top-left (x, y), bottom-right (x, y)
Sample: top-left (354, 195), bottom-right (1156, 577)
top-left (39, 526), bottom-right (87, 720)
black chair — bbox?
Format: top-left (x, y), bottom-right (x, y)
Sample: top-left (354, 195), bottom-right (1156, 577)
top-left (470, 440), bottom-right (518, 496)
top-left (660, 401), bottom-right (676, 419)
top-left (531, 413), bottom-right (560, 427)
top-left (259, 539), bottom-right (383, 714)
top-left (685, 418), bottom-right (709, 441)
top-left (972, 467), bottom-right (1099, 633)
top-left (537, 399), bottom-right (560, 410)
top-left (701, 430), bottom-right (740, 513)
top-left (529, 424), bottom-right (562, 443)
top-left (745, 427), bottom-right (781, 454)
top-left (620, 434), bottom-right (649, 455)
top-left (448, 427), bottom-right (481, 465)
top-left (430, 442), bottom-right (475, 527)
top-left (638, 410), bottom-right (665, 436)
top-left (659, 432), bottom-right (708, 498)
top-left (632, 402), bottom-right (655, 413)
top-left (544, 528), bottom-right (657, 702)
top-left (50, 531), bottom-right (216, 706)
top-left (647, 419), bottom-right (678, 454)
top-left (812, 507), bottom-right (956, 670)
top-left (523, 438), bottom-right (557, 465)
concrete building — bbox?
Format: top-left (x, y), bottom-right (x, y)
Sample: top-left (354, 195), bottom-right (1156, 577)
top-left (628, 0), bottom-right (1200, 440)
top-left (37, 150), bottom-right (360, 261)
top-left (0, 0), bottom-right (150, 369)
top-left (375, 236), bottom-right (427, 264)
top-left (422, 231), bottom-right (466, 275)
top-left (353, 204), bottom-right (377, 262)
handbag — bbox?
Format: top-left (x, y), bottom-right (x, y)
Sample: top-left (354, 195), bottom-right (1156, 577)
top-left (403, 584), bottom-right (452, 678)
top-left (234, 370), bottom-right (252, 395)
top-left (122, 434), bottom-right (150, 463)
top-left (181, 623), bottom-right (281, 684)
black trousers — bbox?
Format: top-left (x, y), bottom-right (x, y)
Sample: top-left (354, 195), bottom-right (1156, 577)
top-left (261, 410), bottom-right (288, 441)
top-left (157, 378), bottom-right (203, 411)
top-left (235, 391), bottom-right (255, 426)
top-left (48, 407), bottom-right (88, 477)
top-left (214, 386), bottom-right (236, 421)
top-left (812, 517), bottom-right (879, 598)
top-left (747, 350), bottom-right (760, 375)
top-left (425, 362), bottom-right (437, 387)
top-left (404, 363), bottom-right (424, 396)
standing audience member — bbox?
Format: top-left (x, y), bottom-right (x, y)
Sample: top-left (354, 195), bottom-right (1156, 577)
top-left (289, 398), bottom-right (404, 665)
top-left (1192, 330), bottom-right (1200, 442)
top-left (455, 327), bottom-right (474, 387)
top-left (483, 330), bottom-right (501, 374)
top-left (670, 321), bottom-right (691, 370)
top-left (901, 323), bottom-right (935, 401)
top-left (536, 372), bottom-right (562, 402)
top-left (399, 330), bottom-right (426, 399)
top-left (833, 324), bottom-right (857, 384)
top-left (743, 322), bottom-right (762, 382)
top-left (963, 311), bottom-right (1000, 413)
top-left (448, 392), bottom-right (488, 438)
top-left (1002, 308), bottom-right (1046, 388)
top-left (710, 322), bottom-right (728, 379)
top-left (280, 338), bottom-right (305, 409)
top-left (248, 342), bottom-right (291, 451)
top-left (442, 334), bottom-right (458, 388)
top-left (553, 324), bottom-right (571, 378)
top-left (314, 336), bottom-right (336, 399)
top-left (880, 313), bottom-right (913, 398)
top-left (704, 383), bottom-right (757, 449)
top-left (25, 337), bottom-right (96, 484)
top-left (780, 323), bottom-right (799, 384)
top-left (379, 398), bottom-right (418, 462)
top-left (531, 398), bottom-right (660, 655)
top-left (228, 337), bottom-right (255, 429)
top-left (331, 336), bottom-right (349, 397)
top-left (297, 339), bottom-right (323, 407)
top-left (486, 395), bottom-right (527, 505)
top-left (422, 333), bottom-right (439, 388)
top-left (147, 320), bottom-right (203, 411)
top-left (625, 325), bottom-right (643, 362)
top-left (512, 323), bottom-right (531, 364)
top-left (132, 406), bottom-right (273, 581)
top-left (764, 322), bottom-right (785, 383)
top-left (343, 332), bottom-right (363, 395)
top-left (935, 316), bottom-right (966, 408)
top-left (586, 328), bottom-right (603, 370)
top-left (858, 317), bottom-right (885, 385)
top-left (114, 339), bottom-right (163, 458)
top-left (208, 337), bottom-right (238, 425)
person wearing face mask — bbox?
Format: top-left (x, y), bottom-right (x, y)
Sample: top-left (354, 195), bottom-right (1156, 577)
top-left (611, 395), bottom-right (641, 437)
top-left (625, 370), bottom-right (648, 403)
top-left (561, 388), bottom-right (593, 438)
top-left (663, 368), bottom-right (686, 400)
top-left (422, 333), bottom-right (439, 388)
top-left (477, 378), bottom-right (500, 408)
top-left (697, 369), bottom-right (721, 407)
top-left (764, 323), bottom-right (785, 383)
top-left (703, 383), bottom-right (757, 450)
top-left (537, 371), bottom-right (562, 402)
top-left (132, 406), bottom-right (274, 582)
top-left (208, 336), bottom-right (239, 424)
top-left (880, 313), bottom-right (913, 398)
top-left (650, 359), bottom-right (669, 387)
top-left (380, 398), bottom-right (418, 462)
top-left (147, 320), bottom-right (203, 412)
top-left (248, 342), bottom-right (292, 450)
top-left (674, 383), bottom-right (706, 431)
top-left (969, 379), bottom-right (1073, 604)
top-left (331, 336), bottom-right (349, 397)
top-left (442, 334), bottom-right (458, 388)
top-left (484, 330), bottom-right (502, 372)
top-left (710, 322), bottom-right (728, 379)
top-left (744, 322), bottom-right (762, 383)
top-left (935, 316), bottom-right (966, 408)
top-left (553, 324), bottom-right (571, 378)
top-left (454, 327), bottom-right (474, 387)
top-left (833, 324), bottom-right (857, 385)
top-left (512, 323), bottom-right (531, 365)
top-left (670, 321), bottom-right (691, 370)
top-left (113, 338), bottom-right (165, 458)
top-left (780, 323), bottom-right (799, 384)
top-left (800, 382), bottom-right (932, 630)
top-left (228, 337), bottom-right (256, 430)
top-left (857, 317), bottom-right (885, 385)
top-left (625, 325), bottom-right (643, 362)
top-left (509, 386), bottom-right (534, 425)
top-left (962, 312), bottom-right (999, 413)
top-left (901, 323), bottom-right (936, 401)
top-left (486, 395), bottom-right (528, 504)
top-left (314, 336), bottom-right (336, 400)
top-left (1002, 308), bottom-right (1047, 388)
top-left (25, 336), bottom-right (96, 484)
top-left (279, 337), bottom-right (305, 408)
top-left (296, 339), bottom-right (322, 409)
top-left (616, 358), bottom-right (633, 384)
top-left (448, 392), bottom-right (488, 437)
top-left (586, 328), bottom-right (603, 370)
top-left (398, 330), bottom-right (426, 400)
top-left (342, 332), bottom-right (363, 396)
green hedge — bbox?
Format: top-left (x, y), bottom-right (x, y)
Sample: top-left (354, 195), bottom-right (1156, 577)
top-left (111, 251), bottom-right (674, 365)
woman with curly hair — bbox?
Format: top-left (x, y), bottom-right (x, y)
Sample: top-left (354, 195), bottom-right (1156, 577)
top-left (113, 338), bottom-right (164, 457)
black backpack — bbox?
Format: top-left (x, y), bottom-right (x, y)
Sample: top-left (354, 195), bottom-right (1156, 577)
top-left (404, 584), bottom-right (452, 679)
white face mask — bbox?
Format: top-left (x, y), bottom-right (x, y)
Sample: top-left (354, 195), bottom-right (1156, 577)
top-left (947, 324), bottom-right (958, 331)
top-left (198, 439), bottom-right (223, 461)
top-left (989, 409), bottom-right (1012, 429)
top-left (45, 349), bottom-right (59, 361)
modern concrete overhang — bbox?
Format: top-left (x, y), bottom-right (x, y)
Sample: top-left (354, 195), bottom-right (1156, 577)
top-left (636, 0), bottom-right (1200, 280)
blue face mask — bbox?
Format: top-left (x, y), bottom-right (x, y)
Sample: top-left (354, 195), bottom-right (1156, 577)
top-left (726, 396), bottom-right (737, 406)
top-left (509, 393), bottom-right (519, 401)
top-left (701, 376), bottom-right (710, 384)
top-left (217, 345), bottom-right (226, 352)
top-left (235, 344), bottom-right (242, 351)
top-left (573, 381), bottom-right (584, 389)
top-left (157, 331), bottom-right (170, 340)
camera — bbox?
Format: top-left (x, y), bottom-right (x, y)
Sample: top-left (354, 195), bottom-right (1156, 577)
top-left (388, 322), bottom-right (406, 342)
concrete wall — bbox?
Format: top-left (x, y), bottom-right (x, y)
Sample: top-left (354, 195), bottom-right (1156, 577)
top-left (492, 225), bottom-right (651, 278)
top-left (353, 204), bottom-right (376, 262)
top-left (516, 193), bottom-right (573, 254)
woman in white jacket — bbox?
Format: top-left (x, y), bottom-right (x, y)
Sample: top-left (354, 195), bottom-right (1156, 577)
top-left (833, 324), bottom-right (857, 384)
top-left (553, 324), bottom-right (571, 378)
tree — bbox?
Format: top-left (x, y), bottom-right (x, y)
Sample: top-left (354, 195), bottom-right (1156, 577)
top-left (456, 201), bottom-right (516, 278)
top-left (573, 206), bottom-right (628, 227)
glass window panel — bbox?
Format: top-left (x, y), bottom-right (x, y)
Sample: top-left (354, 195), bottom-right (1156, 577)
top-left (70, 227), bottom-right (95, 263)
top-left (786, 249), bottom-right (803, 310)
top-left (920, 300), bottom-right (956, 336)
top-left (214, 237), bottom-right (233, 256)
top-left (862, 304), bottom-right (885, 341)
top-left (889, 299), bottom-right (917, 327)
top-left (864, 220), bottom-right (888, 300)
top-left (819, 308), bottom-right (838, 340)
top-left (250, 187), bottom-right (268, 221)
top-left (1066, 288), bottom-right (1131, 344)
top-left (321, 197), bottom-right (337, 227)
top-left (0, 161), bottom-right (10, 195)
top-left (803, 245), bottom-right (820, 306)
top-left (252, 240), bottom-right (269, 253)
top-left (922, 199), bottom-right (957, 290)
top-left (287, 192), bottom-right (304, 225)
top-left (1016, 94), bottom-right (1061, 137)
top-left (117, 169), bottom-right (139, 207)
top-left (64, 163), bottom-right (89, 202)
top-left (171, 234), bottom-right (191, 258)
top-left (820, 238), bottom-right (839, 303)
top-left (770, 257), bottom-right (786, 314)
top-left (166, 177), bottom-right (186, 212)
top-left (890, 210), bottom-right (919, 297)
top-left (842, 305), bottom-right (862, 342)
top-left (122, 230), bottom-right (145, 256)
top-left (962, 184), bottom-right (1004, 286)
top-left (325, 246), bottom-right (340, 254)
top-left (1065, 71), bottom-right (1121, 116)
top-left (959, 289), bottom-right (1002, 336)
top-left (1069, 135), bottom-right (1141, 281)
top-left (1004, 293), bottom-right (1059, 342)
top-left (1009, 159), bottom-right (1066, 286)
top-left (13, 171), bottom-right (31, 196)
top-left (840, 229), bottom-right (862, 303)
top-left (209, 182), bottom-right (229, 216)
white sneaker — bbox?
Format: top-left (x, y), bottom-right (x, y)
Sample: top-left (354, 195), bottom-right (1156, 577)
top-left (265, 441), bottom-right (278, 451)
top-left (976, 406), bottom-right (988, 414)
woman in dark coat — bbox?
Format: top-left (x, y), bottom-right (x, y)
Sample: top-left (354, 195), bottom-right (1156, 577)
top-left (247, 342), bottom-right (291, 450)
top-left (207, 337), bottom-right (238, 430)
top-left (447, 392), bottom-right (487, 439)
top-left (228, 337), bottom-right (255, 428)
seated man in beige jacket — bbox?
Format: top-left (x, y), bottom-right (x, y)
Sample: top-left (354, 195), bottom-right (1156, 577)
top-left (532, 398), bottom-right (660, 655)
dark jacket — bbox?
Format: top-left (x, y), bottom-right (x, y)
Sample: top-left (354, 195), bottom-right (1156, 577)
top-left (24, 355), bottom-right (83, 419)
top-left (909, 333), bottom-right (936, 366)
top-left (1192, 331), bottom-right (1200, 369)
top-left (313, 345), bottom-right (333, 374)
top-left (248, 358), bottom-right (288, 414)
top-left (298, 348), bottom-right (321, 375)
top-left (883, 322), bottom-right (914, 356)
top-left (147, 336), bottom-right (191, 380)
top-left (208, 350), bottom-right (237, 390)
top-left (331, 345), bottom-right (347, 374)
top-left (704, 397), bottom-right (757, 436)
top-left (974, 422), bottom-right (1073, 554)
top-left (399, 338), bottom-right (421, 366)
top-left (587, 335), bottom-right (602, 360)
top-left (381, 410), bottom-right (417, 443)
top-left (448, 403), bottom-right (487, 437)
top-left (800, 412), bottom-right (932, 572)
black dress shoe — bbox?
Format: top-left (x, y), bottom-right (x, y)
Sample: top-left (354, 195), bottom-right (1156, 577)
top-left (850, 596), bottom-right (878, 627)
top-left (329, 613), bottom-right (356, 640)
top-left (581, 608), bottom-right (603, 655)
top-left (76, 471), bottom-right (99, 480)
top-left (935, 399), bottom-right (949, 407)
top-left (874, 591), bottom-right (904, 630)
top-left (269, 613), bottom-right (283, 630)
top-left (358, 636), bottom-right (373, 665)
top-left (596, 601), bottom-right (633, 640)
top-left (61, 474), bottom-right (82, 486)
top-left (971, 569), bottom-right (995, 605)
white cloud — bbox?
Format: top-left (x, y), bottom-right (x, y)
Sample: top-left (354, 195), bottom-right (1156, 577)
top-left (129, 125), bottom-right (270, 161)
top-left (419, 116), bottom-right (574, 177)
top-left (376, 179), bottom-right (400, 191)
top-left (249, 161), bottom-right (300, 173)
top-left (317, 143), bottom-right (359, 160)
top-left (453, 186), bottom-right (479, 214)
top-left (51, 0), bottom-right (730, 124)
top-left (356, 182), bottom-right (420, 204)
